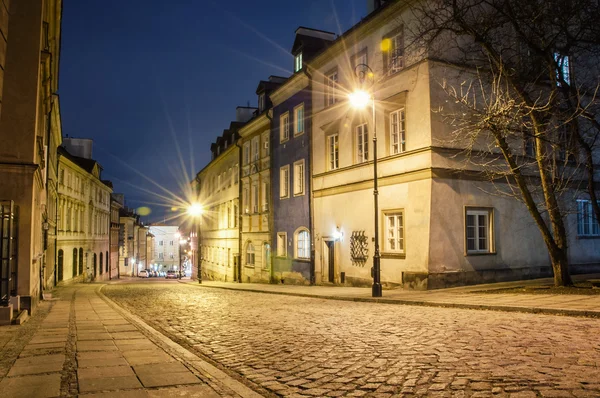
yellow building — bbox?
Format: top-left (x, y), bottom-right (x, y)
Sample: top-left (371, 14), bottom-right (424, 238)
top-left (56, 147), bottom-right (112, 283)
top-left (0, 0), bottom-right (63, 314)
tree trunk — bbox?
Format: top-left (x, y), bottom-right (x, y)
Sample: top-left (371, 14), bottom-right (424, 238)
top-left (548, 245), bottom-right (573, 287)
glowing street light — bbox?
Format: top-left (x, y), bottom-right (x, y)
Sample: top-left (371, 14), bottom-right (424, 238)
top-left (187, 202), bottom-right (203, 283)
top-left (348, 63), bottom-right (382, 298)
top-left (187, 203), bottom-right (203, 217)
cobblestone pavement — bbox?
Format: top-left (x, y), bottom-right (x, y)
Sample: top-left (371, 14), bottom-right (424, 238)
top-left (103, 282), bottom-right (600, 398)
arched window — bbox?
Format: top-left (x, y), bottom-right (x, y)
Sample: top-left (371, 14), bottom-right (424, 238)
top-left (99, 252), bottom-right (103, 275)
top-left (263, 243), bottom-right (271, 269)
top-left (245, 242), bottom-right (255, 266)
top-left (295, 228), bottom-right (310, 259)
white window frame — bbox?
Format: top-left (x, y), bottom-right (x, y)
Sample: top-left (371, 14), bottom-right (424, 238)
top-left (390, 108), bottom-right (406, 155)
top-left (246, 242), bottom-right (255, 266)
top-left (356, 123), bottom-right (369, 163)
top-left (277, 232), bottom-right (287, 257)
top-left (328, 134), bottom-right (339, 171)
top-left (252, 182), bottom-right (259, 213)
top-left (577, 200), bottom-right (600, 237)
top-left (252, 136), bottom-right (259, 162)
top-left (294, 104), bottom-right (304, 136)
top-left (294, 228), bottom-right (310, 259)
top-left (325, 70), bottom-right (338, 107)
top-left (258, 93), bottom-right (265, 113)
top-left (465, 208), bottom-right (494, 254)
top-left (280, 165), bottom-right (290, 199)
top-left (243, 143), bottom-right (250, 165)
top-left (383, 211), bottom-right (405, 253)
top-left (263, 243), bottom-right (271, 269)
top-left (293, 159), bottom-right (305, 196)
top-left (280, 112), bottom-right (290, 143)
top-left (294, 52), bottom-right (303, 72)
top-left (388, 30), bottom-right (404, 74)
top-left (262, 181), bottom-right (270, 212)
top-left (262, 133), bottom-right (269, 158)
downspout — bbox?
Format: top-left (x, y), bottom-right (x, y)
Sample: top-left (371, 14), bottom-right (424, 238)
top-left (265, 109), bottom-right (274, 284)
top-left (303, 67), bottom-right (316, 285)
top-left (234, 139), bottom-right (243, 283)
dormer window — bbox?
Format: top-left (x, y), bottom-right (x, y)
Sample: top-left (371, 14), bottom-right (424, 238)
top-left (294, 52), bottom-right (303, 72)
top-left (258, 93), bottom-right (265, 113)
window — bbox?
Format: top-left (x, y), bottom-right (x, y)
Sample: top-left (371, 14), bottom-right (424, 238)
top-left (234, 164), bottom-right (239, 184)
top-left (293, 160), bottom-right (305, 196)
top-left (280, 113), bottom-right (290, 142)
top-left (294, 52), bottom-right (303, 72)
top-left (243, 143), bottom-right (250, 165)
top-left (353, 49), bottom-right (368, 69)
top-left (246, 242), bottom-right (255, 266)
top-left (262, 181), bottom-right (270, 211)
top-left (280, 165), bottom-right (290, 199)
top-left (356, 124), bottom-right (369, 163)
top-left (554, 53), bottom-right (571, 85)
top-left (524, 136), bottom-right (536, 157)
top-left (328, 134), bottom-right (339, 170)
top-left (294, 104), bottom-right (304, 136)
top-left (170, 240), bottom-right (173, 246)
top-left (252, 182), bottom-right (258, 213)
top-left (264, 244), bottom-right (271, 269)
top-left (295, 228), bottom-right (310, 259)
top-left (577, 200), bottom-right (600, 236)
top-left (325, 70), bottom-right (338, 106)
top-left (158, 253), bottom-right (163, 260)
top-left (390, 108), bottom-right (406, 154)
top-left (233, 202), bottom-right (239, 227)
top-left (384, 211), bottom-right (404, 253)
top-left (258, 93), bottom-right (265, 113)
top-left (159, 241), bottom-right (163, 246)
top-left (170, 253), bottom-right (174, 259)
top-left (277, 232), bottom-right (287, 257)
top-left (465, 208), bottom-right (494, 254)
top-left (243, 186), bottom-right (249, 214)
top-left (262, 134), bottom-right (269, 158)
top-left (384, 27), bottom-right (404, 74)
top-left (252, 137), bottom-right (259, 162)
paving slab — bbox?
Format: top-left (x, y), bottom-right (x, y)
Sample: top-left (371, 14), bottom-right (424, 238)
top-left (77, 332), bottom-right (113, 341)
top-left (147, 385), bottom-right (222, 398)
top-left (77, 350), bottom-right (124, 360)
top-left (122, 349), bottom-right (176, 365)
top-left (78, 375), bottom-right (143, 393)
top-left (77, 340), bottom-right (118, 351)
top-left (78, 364), bottom-right (136, 379)
top-left (8, 354), bottom-right (65, 376)
top-left (0, 373), bottom-right (61, 398)
top-left (79, 390), bottom-right (149, 398)
top-left (78, 357), bottom-right (130, 368)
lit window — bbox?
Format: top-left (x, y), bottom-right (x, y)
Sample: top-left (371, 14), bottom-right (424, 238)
top-left (465, 208), bottom-right (494, 254)
top-left (252, 182), bottom-right (258, 213)
top-left (280, 165), bottom-right (290, 199)
top-left (384, 211), bottom-right (404, 253)
top-left (294, 104), bottom-right (304, 136)
top-left (577, 200), bottom-right (600, 236)
top-left (293, 160), bottom-right (305, 196)
top-left (246, 242), bottom-right (255, 266)
top-left (325, 71), bottom-right (338, 106)
top-left (262, 181), bottom-right (270, 212)
top-left (252, 137), bottom-right (259, 162)
top-left (295, 229), bottom-right (310, 259)
top-left (280, 113), bottom-right (290, 142)
top-left (277, 232), bottom-right (287, 257)
top-left (328, 134), bottom-right (339, 170)
top-left (554, 53), bottom-right (571, 85)
top-left (390, 108), bottom-right (406, 154)
top-left (356, 124), bottom-right (369, 163)
top-left (262, 134), bottom-right (269, 158)
top-left (385, 28), bottom-right (404, 74)
top-left (294, 52), bottom-right (303, 72)
top-left (264, 243), bottom-right (271, 269)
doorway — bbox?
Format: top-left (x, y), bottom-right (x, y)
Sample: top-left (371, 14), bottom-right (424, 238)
top-left (57, 249), bottom-right (64, 281)
top-left (93, 253), bottom-right (97, 278)
top-left (325, 240), bottom-right (335, 283)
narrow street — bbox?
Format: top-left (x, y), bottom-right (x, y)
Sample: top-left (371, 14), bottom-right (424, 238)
top-left (103, 280), bottom-right (600, 397)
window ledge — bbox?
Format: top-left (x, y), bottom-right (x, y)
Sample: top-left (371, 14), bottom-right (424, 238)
top-left (244, 264), bottom-right (255, 268)
top-left (381, 252), bottom-right (406, 259)
top-left (280, 138), bottom-right (289, 144)
top-left (294, 258), bottom-right (311, 262)
top-left (294, 131), bottom-right (304, 137)
top-left (465, 251), bottom-right (497, 256)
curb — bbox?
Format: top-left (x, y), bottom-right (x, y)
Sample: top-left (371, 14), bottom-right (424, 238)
top-left (97, 285), bottom-right (266, 398)
top-left (178, 281), bottom-right (600, 319)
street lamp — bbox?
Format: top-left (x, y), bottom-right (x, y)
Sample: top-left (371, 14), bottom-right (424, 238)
top-left (187, 203), bottom-right (203, 283)
top-left (349, 64), bottom-right (382, 298)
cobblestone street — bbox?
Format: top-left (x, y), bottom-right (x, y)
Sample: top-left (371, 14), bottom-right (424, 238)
top-left (103, 281), bottom-right (600, 398)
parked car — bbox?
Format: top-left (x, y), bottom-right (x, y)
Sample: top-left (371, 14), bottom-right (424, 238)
top-left (139, 270), bottom-right (149, 278)
top-left (166, 270), bottom-right (178, 279)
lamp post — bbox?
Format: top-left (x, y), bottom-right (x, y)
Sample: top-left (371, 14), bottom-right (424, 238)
top-left (349, 64), bottom-right (382, 298)
top-left (187, 203), bottom-right (203, 283)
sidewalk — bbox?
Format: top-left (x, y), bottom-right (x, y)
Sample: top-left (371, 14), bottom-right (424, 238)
top-left (181, 273), bottom-right (600, 318)
top-left (0, 284), bottom-right (263, 398)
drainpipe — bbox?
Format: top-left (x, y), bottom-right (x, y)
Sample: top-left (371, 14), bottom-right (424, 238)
top-left (265, 109), bottom-right (275, 284)
top-left (303, 67), bottom-right (316, 285)
top-left (234, 138), bottom-right (243, 283)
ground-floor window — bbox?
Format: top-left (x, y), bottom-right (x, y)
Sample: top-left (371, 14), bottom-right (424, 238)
top-left (295, 228), bottom-right (310, 259)
top-left (384, 210), bottom-right (404, 253)
top-left (577, 200), bottom-right (600, 236)
top-left (264, 243), bottom-right (271, 269)
top-left (277, 232), bottom-right (287, 257)
top-left (246, 242), bottom-right (255, 266)
top-left (465, 208), bottom-right (494, 254)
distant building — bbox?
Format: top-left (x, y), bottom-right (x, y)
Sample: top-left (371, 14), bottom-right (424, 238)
top-left (56, 146), bottom-right (112, 283)
top-left (118, 207), bottom-right (138, 277)
top-left (61, 137), bottom-right (93, 160)
top-left (149, 225), bottom-right (180, 272)
top-left (110, 194), bottom-right (123, 279)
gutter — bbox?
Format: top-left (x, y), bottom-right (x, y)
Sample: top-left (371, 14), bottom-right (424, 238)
top-left (303, 67), bottom-right (316, 285)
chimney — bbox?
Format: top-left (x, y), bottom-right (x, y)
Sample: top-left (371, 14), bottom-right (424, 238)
top-left (235, 106), bottom-right (257, 123)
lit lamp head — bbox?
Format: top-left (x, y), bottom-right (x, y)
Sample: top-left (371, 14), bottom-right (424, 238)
top-left (348, 89), bottom-right (371, 109)
top-left (187, 203), bottom-right (204, 217)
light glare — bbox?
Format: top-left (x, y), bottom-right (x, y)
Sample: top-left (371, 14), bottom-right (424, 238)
top-left (349, 90), bottom-right (371, 109)
top-left (187, 203), bottom-right (203, 217)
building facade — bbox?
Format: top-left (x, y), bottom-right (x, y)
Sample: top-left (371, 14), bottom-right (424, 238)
top-left (56, 147), bottom-right (111, 283)
top-left (118, 207), bottom-right (139, 277)
top-left (240, 77), bottom-right (284, 283)
top-left (110, 195), bottom-right (122, 279)
top-left (149, 225), bottom-right (179, 272)
top-left (0, 0), bottom-right (63, 314)
top-left (271, 28), bottom-right (335, 285)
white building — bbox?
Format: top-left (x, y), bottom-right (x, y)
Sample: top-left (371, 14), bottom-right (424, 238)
top-left (149, 225), bottom-right (180, 272)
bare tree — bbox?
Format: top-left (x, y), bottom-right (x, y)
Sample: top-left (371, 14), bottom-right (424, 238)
top-left (406, 0), bottom-right (600, 286)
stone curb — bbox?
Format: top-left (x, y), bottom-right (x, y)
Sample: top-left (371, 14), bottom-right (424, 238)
top-left (178, 281), bottom-right (600, 319)
top-left (96, 285), bottom-right (266, 398)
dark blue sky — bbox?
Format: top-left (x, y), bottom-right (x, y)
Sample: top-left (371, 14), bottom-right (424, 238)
top-left (60, 0), bottom-right (365, 222)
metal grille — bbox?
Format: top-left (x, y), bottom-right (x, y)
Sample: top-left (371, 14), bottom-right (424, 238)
top-left (1, 201), bottom-right (19, 306)
top-left (350, 231), bottom-right (368, 266)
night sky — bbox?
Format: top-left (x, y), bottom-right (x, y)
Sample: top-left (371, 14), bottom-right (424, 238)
top-left (59, 0), bottom-right (365, 223)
